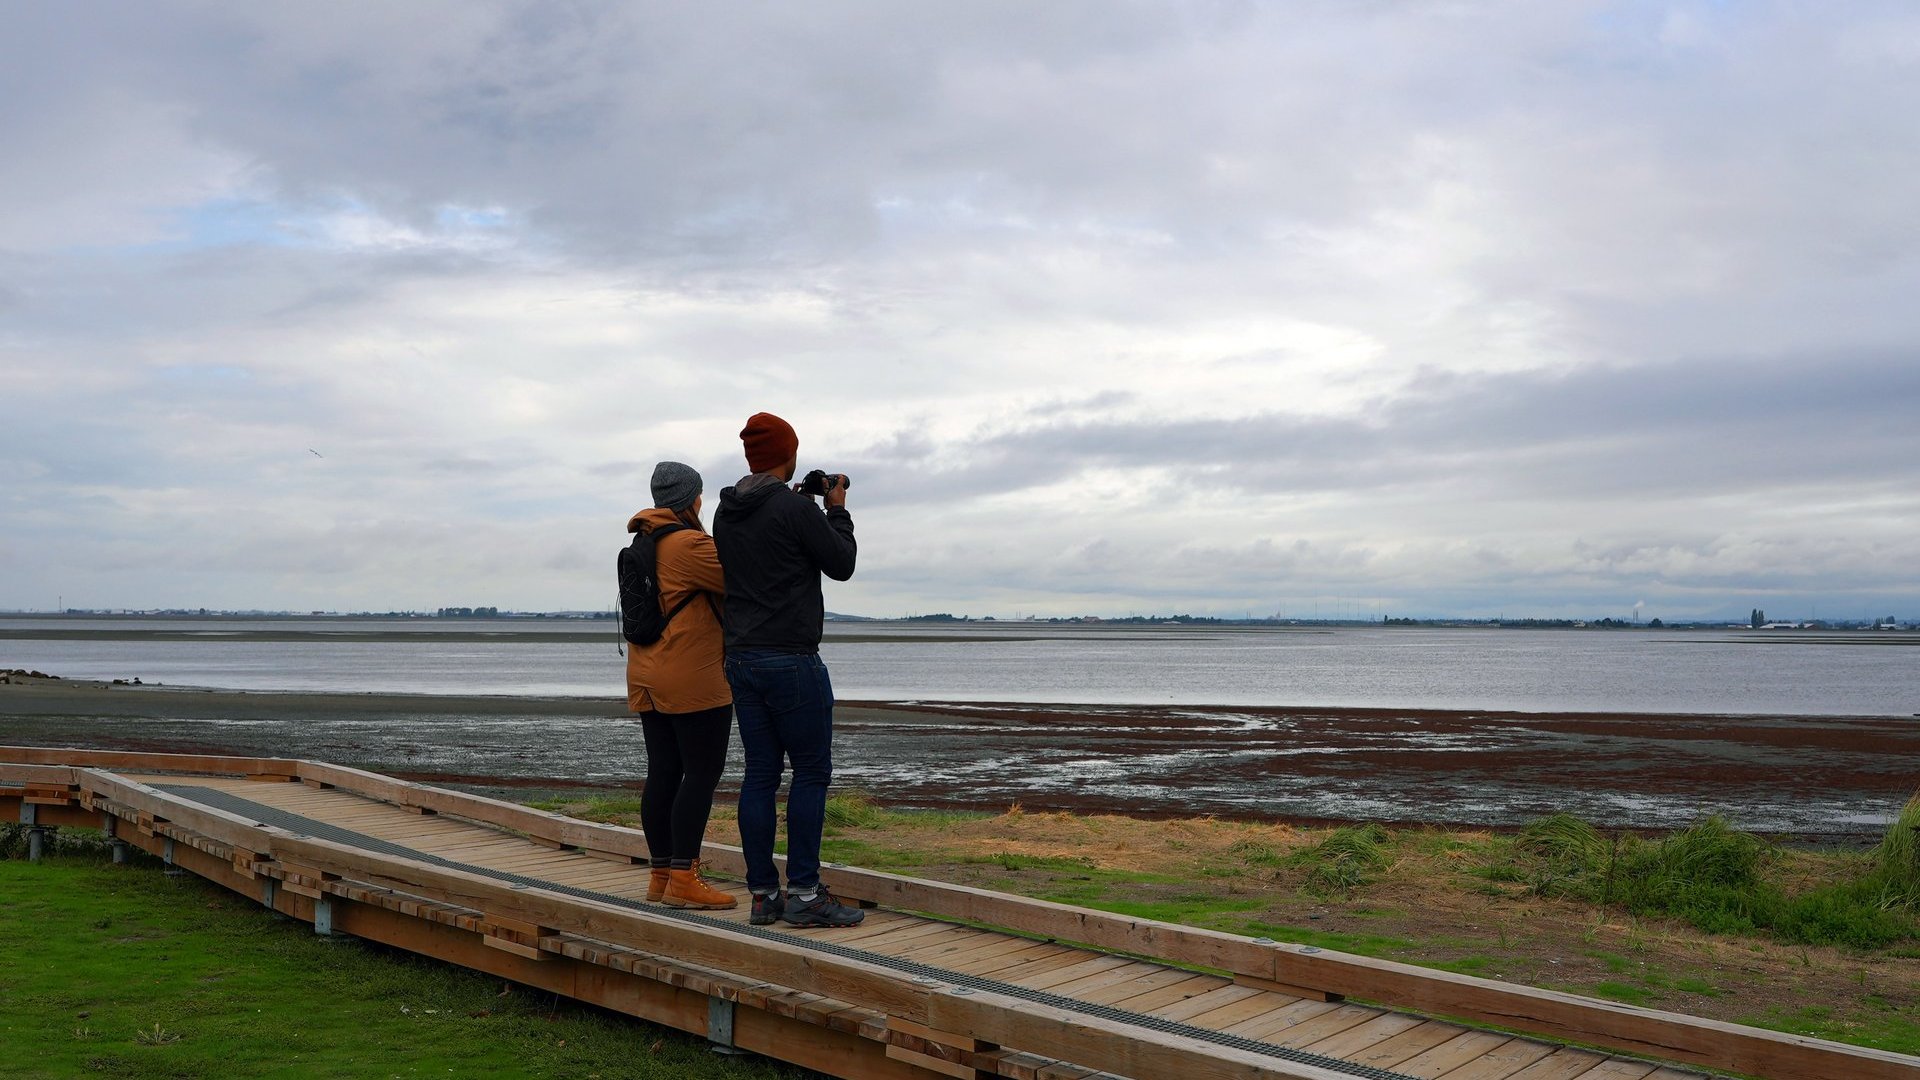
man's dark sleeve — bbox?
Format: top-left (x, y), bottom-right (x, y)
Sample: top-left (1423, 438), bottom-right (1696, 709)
top-left (795, 501), bottom-right (856, 581)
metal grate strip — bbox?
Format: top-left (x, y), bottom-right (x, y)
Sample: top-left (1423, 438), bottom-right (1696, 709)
top-left (159, 784), bottom-right (1421, 1080)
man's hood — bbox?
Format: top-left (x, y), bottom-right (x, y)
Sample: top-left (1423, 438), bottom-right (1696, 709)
top-left (716, 472), bottom-right (789, 522)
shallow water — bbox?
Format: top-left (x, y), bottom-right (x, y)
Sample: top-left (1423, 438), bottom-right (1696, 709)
top-left (4, 618), bottom-right (1916, 716)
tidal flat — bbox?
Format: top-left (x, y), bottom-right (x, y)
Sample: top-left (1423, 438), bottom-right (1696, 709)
top-left (3, 677), bottom-right (1914, 839)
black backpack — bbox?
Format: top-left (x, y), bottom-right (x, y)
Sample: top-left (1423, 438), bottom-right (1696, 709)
top-left (617, 524), bottom-right (700, 646)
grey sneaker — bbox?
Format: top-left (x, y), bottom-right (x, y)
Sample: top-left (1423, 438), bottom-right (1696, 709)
top-left (780, 887), bottom-right (865, 928)
top-left (750, 891), bottom-right (784, 926)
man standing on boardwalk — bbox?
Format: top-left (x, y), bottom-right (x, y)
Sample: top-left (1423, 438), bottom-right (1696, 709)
top-left (713, 411), bottom-right (863, 928)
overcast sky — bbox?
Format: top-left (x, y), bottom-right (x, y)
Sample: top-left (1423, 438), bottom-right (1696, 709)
top-left (4, 2), bottom-right (1918, 620)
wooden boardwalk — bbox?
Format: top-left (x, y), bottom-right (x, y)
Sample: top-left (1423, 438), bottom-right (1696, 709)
top-left (5, 747), bottom-right (1916, 1080)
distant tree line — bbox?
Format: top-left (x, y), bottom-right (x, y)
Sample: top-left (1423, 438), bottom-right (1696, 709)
top-left (437, 606), bottom-right (501, 617)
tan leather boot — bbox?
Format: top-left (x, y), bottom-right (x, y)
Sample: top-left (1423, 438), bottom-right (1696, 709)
top-left (664, 861), bottom-right (737, 909)
top-left (646, 866), bottom-right (670, 903)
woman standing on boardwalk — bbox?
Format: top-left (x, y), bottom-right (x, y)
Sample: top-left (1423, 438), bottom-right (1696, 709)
top-left (626, 461), bottom-right (737, 910)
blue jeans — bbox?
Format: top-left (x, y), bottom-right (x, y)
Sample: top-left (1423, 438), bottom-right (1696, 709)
top-left (725, 649), bottom-right (835, 894)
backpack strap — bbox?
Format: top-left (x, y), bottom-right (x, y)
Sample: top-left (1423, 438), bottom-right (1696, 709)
top-left (649, 522), bottom-right (722, 633)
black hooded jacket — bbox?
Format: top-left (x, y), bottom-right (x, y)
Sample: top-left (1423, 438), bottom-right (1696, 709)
top-left (713, 473), bottom-right (856, 653)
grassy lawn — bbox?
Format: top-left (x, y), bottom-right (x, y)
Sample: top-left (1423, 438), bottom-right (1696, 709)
top-left (0, 852), bottom-right (814, 1080)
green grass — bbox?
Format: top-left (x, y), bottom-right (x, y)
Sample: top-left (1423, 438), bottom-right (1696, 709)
top-left (1290, 824), bottom-right (1391, 893)
top-left (1750, 1000), bottom-right (1920, 1056)
top-left (1590, 981), bottom-right (1658, 1007)
top-left (0, 854), bottom-right (807, 1079)
top-left (1477, 810), bottom-right (1920, 950)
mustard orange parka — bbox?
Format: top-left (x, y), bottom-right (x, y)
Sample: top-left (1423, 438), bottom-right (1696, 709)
top-left (625, 507), bottom-right (729, 714)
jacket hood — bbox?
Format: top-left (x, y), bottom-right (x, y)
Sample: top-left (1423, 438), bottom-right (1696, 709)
top-left (628, 506), bottom-right (700, 535)
top-left (716, 472), bottom-right (788, 522)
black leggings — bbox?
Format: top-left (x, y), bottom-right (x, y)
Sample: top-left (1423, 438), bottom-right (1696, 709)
top-left (639, 704), bottom-right (732, 864)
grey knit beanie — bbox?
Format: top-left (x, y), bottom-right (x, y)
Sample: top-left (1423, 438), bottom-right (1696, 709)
top-left (650, 461), bottom-right (702, 511)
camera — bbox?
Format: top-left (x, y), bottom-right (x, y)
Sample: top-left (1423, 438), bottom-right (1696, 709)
top-left (797, 469), bottom-right (850, 497)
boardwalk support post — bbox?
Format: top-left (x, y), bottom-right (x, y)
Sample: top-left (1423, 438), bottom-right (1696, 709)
top-left (162, 837), bottom-right (184, 876)
top-left (314, 896), bottom-right (333, 937)
top-left (20, 803), bottom-right (45, 860)
top-left (260, 877), bottom-right (278, 913)
top-left (707, 996), bottom-right (746, 1056)
top-left (101, 811), bottom-right (130, 863)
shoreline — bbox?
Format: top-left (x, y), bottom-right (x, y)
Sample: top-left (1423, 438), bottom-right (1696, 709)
top-left (6, 676), bottom-right (1915, 722)
top-left (3, 678), bottom-right (1916, 840)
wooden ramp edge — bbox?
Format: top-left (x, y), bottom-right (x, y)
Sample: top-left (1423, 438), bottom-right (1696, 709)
top-left (1, 747), bottom-right (1913, 1080)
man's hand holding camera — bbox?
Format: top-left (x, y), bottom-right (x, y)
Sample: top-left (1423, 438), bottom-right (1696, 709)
top-left (796, 468), bottom-right (850, 510)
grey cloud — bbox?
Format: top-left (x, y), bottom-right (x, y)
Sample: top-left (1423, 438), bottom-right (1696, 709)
top-left (842, 350), bottom-right (1920, 505)
top-left (6, 4), bottom-right (1920, 618)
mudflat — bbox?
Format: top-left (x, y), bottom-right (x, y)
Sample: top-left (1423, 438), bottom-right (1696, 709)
top-left (3, 678), bottom-right (1915, 837)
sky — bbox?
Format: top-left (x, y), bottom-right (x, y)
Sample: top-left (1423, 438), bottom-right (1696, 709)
top-left (3, 2), bottom-right (1918, 621)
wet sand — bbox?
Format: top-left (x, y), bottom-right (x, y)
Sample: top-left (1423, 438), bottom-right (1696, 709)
top-left (2, 679), bottom-right (1915, 838)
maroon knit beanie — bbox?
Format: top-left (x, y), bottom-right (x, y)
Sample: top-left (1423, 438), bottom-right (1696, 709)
top-left (740, 412), bottom-right (799, 474)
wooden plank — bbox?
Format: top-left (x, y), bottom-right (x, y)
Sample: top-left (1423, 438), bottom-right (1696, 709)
top-left (829, 920), bottom-right (961, 953)
top-left (1, 745), bottom-right (299, 776)
top-left (1437, 1038), bottom-right (1558, 1080)
top-left (1005, 952), bottom-right (1134, 989)
top-left (926, 987), bottom-right (1389, 1080)
top-left (1263, 1003), bottom-right (1382, 1049)
top-left (940, 939), bottom-right (1068, 976)
top-left (1027, 959), bottom-right (1160, 998)
top-left (0, 763), bottom-right (81, 785)
top-left (1233, 1000), bottom-right (1346, 1042)
top-left (1502, 1049), bottom-right (1613, 1080)
top-left (885, 1042), bottom-right (976, 1079)
top-left (891, 928), bottom-right (1006, 962)
top-left (1342, 1019), bottom-right (1468, 1069)
top-left (1078, 966), bottom-right (1212, 1007)
top-left (1152, 984), bottom-right (1265, 1024)
top-left (1184, 988), bottom-right (1312, 1040)
top-left (1296, 1011), bottom-right (1426, 1060)
top-left (1565, 1064), bottom-right (1657, 1080)
top-left (1394, 1032), bottom-right (1517, 1079)
top-left (869, 926), bottom-right (991, 958)
top-left (1104, 972), bottom-right (1228, 1014)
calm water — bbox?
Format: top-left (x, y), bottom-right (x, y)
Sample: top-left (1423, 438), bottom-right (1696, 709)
top-left (7, 618), bottom-right (1917, 833)
top-left (1, 618), bottom-right (1915, 716)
